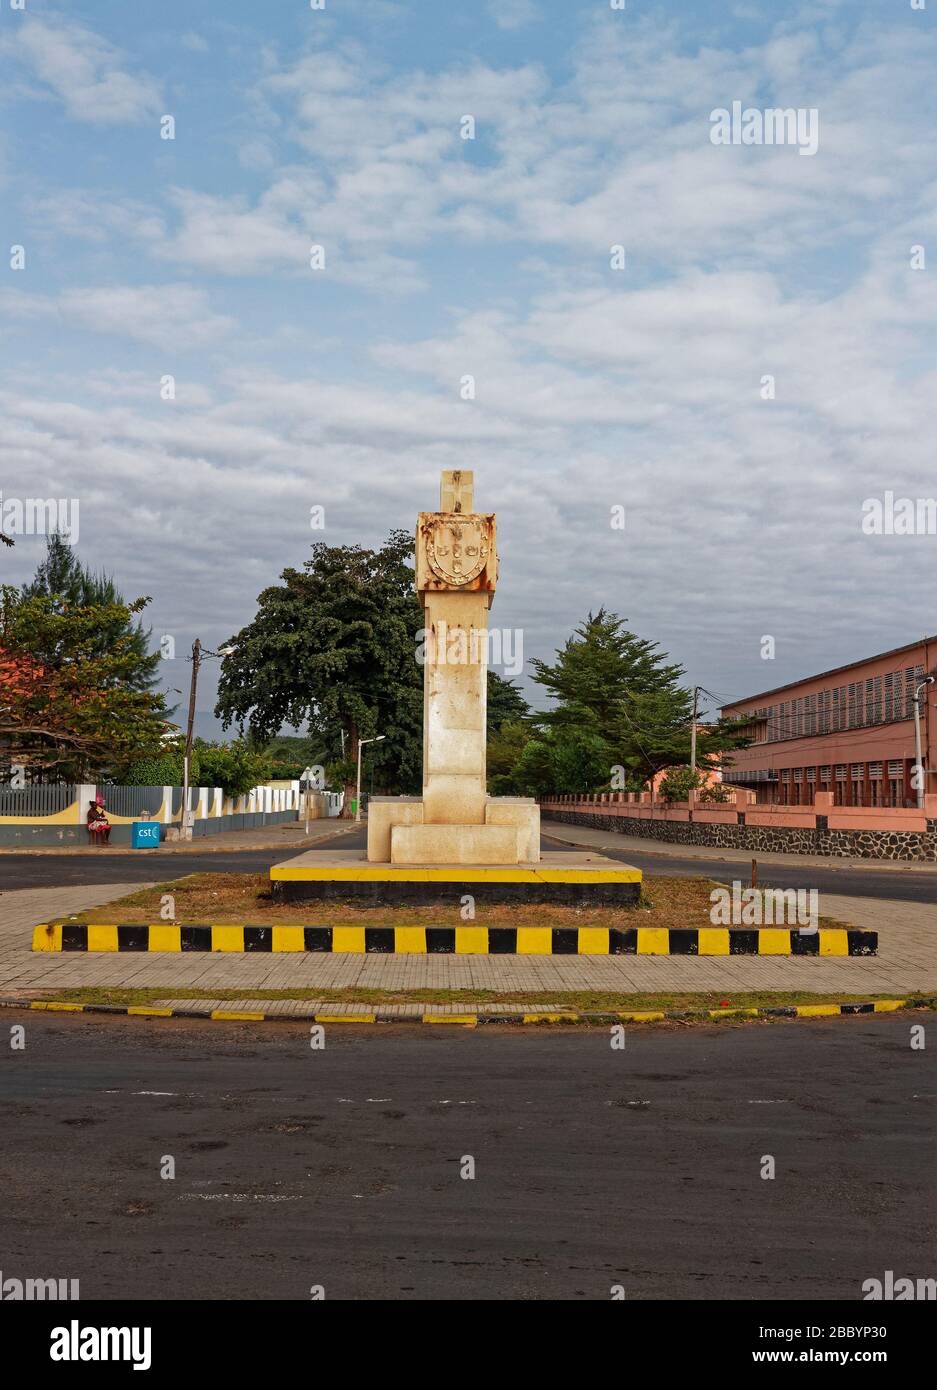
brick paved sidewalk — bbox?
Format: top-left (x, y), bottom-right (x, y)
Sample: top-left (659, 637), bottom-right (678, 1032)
top-left (1, 883), bottom-right (933, 996)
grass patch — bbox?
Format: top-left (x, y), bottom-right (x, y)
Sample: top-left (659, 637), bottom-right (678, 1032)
top-left (61, 871), bottom-right (856, 931)
top-left (23, 987), bottom-right (931, 1011)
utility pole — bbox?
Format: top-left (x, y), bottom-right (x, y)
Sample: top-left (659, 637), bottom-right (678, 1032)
top-left (176, 641), bottom-right (234, 840)
top-left (913, 676), bottom-right (935, 810)
top-left (689, 685), bottom-right (700, 773)
top-left (180, 638), bottom-right (201, 841)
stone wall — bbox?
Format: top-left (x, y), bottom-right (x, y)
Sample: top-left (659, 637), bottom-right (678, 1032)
top-left (0, 808), bottom-right (298, 847)
top-left (542, 808), bottom-right (937, 862)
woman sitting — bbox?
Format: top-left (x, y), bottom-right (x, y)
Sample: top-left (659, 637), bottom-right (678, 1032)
top-left (86, 800), bottom-right (111, 845)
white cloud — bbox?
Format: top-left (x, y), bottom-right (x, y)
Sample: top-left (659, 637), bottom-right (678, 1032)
top-left (142, 15), bottom-right (937, 294)
top-left (6, 16), bottom-right (162, 125)
top-left (5, 8), bottom-right (937, 707)
top-left (0, 283), bottom-right (236, 350)
top-left (488, 0), bottom-right (541, 32)
top-left (4, 220), bottom-right (936, 707)
top-left (26, 190), bottom-right (165, 245)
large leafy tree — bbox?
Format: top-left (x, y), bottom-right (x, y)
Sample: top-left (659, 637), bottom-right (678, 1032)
top-left (22, 533), bottom-right (160, 692)
top-left (0, 587), bottom-right (168, 781)
top-left (215, 530), bottom-right (424, 803)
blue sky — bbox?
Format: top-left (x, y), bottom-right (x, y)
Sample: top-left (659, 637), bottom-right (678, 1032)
top-left (2, 0), bottom-right (936, 732)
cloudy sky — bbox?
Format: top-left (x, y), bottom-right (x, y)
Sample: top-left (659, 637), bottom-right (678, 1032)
top-left (2, 0), bottom-right (936, 731)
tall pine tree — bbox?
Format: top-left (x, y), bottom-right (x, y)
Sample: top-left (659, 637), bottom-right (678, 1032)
top-left (530, 609), bottom-right (745, 790)
top-left (22, 533), bottom-right (160, 692)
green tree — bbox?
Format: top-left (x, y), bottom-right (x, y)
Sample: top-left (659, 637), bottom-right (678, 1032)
top-left (658, 764), bottom-right (703, 803)
top-left (552, 726), bottom-right (611, 794)
top-left (215, 530), bottom-right (423, 806)
top-left (195, 739), bottom-right (272, 799)
top-left (261, 733), bottom-right (328, 780)
top-left (486, 718), bottom-right (530, 795)
top-left (125, 737), bottom-right (198, 788)
top-left (511, 737), bottom-right (556, 798)
top-left (531, 610), bottom-right (747, 793)
top-left (22, 533), bottom-right (160, 692)
top-left (487, 671), bottom-right (530, 733)
top-left (0, 587), bottom-right (168, 781)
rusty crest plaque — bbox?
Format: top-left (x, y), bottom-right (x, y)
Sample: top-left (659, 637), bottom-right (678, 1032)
top-left (416, 511), bottom-right (497, 597)
top-left (426, 516), bottom-right (490, 586)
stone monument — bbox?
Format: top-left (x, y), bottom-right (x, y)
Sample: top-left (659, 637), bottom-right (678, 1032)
top-left (367, 469), bottom-right (540, 865)
top-left (270, 469), bottom-right (641, 909)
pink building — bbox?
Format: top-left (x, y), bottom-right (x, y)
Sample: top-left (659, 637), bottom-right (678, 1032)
top-left (721, 636), bottom-right (937, 807)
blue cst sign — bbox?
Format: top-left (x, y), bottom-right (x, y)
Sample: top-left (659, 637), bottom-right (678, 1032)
top-left (131, 821), bottom-right (161, 849)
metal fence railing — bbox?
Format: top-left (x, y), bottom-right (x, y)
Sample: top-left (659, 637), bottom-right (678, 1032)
top-left (99, 785), bottom-right (164, 818)
top-left (0, 782), bottom-right (296, 822)
top-left (0, 784), bottom-right (77, 817)
top-left (171, 786), bottom-right (201, 816)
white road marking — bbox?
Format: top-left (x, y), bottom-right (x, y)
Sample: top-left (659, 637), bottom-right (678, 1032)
top-left (179, 1193), bottom-right (301, 1202)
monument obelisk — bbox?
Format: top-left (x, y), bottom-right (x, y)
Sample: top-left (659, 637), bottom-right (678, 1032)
top-left (367, 470), bottom-right (540, 865)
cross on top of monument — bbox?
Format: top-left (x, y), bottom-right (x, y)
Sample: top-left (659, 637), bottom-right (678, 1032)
top-left (440, 469), bottom-right (474, 514)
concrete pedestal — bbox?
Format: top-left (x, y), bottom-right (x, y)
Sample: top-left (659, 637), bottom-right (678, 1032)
top-left (368, 795), bottom-right (540, 865)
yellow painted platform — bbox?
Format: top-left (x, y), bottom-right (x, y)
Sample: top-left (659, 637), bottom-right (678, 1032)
top-left (270, 847), bottom-right (641, 884)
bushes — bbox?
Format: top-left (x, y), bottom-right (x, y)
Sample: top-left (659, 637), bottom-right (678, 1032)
top-left (126, 740), bottom-right (198, 788)
top-left (658, 766), bottom-right (731, 803)
top-left (658, 765), bottom-right (703, 803)
top-left (194, 741), bottom-right (272, 799)
top-left (125, 738), bottom-right (271, 798)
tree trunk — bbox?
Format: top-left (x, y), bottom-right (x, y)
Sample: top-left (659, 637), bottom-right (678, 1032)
top-left (341, 718), bottom-right (359, 817)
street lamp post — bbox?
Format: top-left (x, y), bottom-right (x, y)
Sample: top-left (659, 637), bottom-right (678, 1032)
top-left (913, 676), bottom-right (935, 810)
top-left (179, 641), bottom-right (236, 841)
top-left (355, 735), bottom-right (385, 822)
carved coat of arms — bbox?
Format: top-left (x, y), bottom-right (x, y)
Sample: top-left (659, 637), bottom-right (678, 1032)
top-left (425, 516), bottom-right (490, 587)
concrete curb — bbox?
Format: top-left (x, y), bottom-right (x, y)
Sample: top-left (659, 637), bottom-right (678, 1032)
top-left (1, 997), bottom-right (929, 1027)
top-left (31, 921), bottom-right (879, 956)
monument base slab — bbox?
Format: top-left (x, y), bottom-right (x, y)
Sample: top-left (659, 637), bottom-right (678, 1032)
top-left (368, 794), bottom-right (540, 865)
top-left (270, 847), bottom-right (642, 908)
top-left (391, 822), bottom-right (522, 865)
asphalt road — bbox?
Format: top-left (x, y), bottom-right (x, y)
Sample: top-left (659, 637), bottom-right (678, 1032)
top-left (2, 1010), bottom-right (934, 1300)
top-left (2, 829), bottom-right (937, 903)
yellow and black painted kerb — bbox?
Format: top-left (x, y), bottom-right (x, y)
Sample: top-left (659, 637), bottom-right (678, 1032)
top-left (269, 862), bottom-right (643, 908)
top-left (32, 922), bottom-right (878, 955)
top-left (2, 997), bottom-right (927, 1026)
